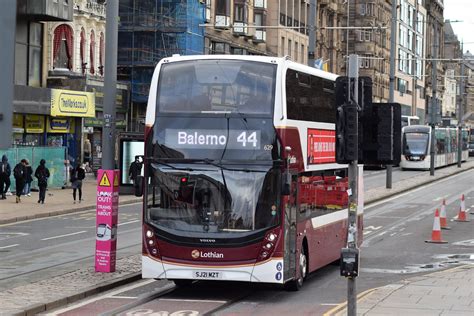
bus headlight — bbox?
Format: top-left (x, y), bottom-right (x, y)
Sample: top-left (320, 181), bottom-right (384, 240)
top-left (146, 230), bottom-right (154, 238)
top-left (267, 233), bottom-right (277, 242)
top-left (148, 239), bottom-right (154, 246)
top-left (151, 248), bottom-right (158, 255)
top-left (265, 243), bottom-right (273, 249)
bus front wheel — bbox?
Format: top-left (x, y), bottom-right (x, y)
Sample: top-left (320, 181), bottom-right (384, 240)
top-left (285, 249), bottom-right (307, 291)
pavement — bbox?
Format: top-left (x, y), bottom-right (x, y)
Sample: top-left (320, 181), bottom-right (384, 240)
top-left (0, 161), bottom-right (473, 315)
top-left (0, 175), bottom-right (141, 225)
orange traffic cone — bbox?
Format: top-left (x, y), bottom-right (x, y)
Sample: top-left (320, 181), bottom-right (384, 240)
top-left (455, 206), bottom-right (470, 222)
top-left (425, 209), bottom-right (448, 244)
top-left (439, 201), bottom-right (450, 230)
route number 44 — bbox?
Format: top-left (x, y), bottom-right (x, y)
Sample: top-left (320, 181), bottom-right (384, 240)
top-left (237, 131), bottom-right (257, 147)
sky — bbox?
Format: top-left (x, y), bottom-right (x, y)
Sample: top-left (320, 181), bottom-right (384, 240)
top-left (443, 0), bottom-right (474, 54)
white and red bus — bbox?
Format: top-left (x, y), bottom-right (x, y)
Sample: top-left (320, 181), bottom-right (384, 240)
top-left (138, 55), bottom-right (363, 290)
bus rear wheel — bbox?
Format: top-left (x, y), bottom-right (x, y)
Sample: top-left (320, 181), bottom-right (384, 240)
top-left (285, 249), bottom-right (307, 291)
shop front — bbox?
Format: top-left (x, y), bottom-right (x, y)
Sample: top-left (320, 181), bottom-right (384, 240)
top-left (84, 82), bottom-right (129, 175)
top-left (50, 88), bottom-right (96, 166)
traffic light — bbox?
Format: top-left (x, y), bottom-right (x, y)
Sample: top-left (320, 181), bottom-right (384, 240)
top-left (336, 100), bottom-right (358, 164)
top-left (335, 76), bottom-right (401, 165)
top-left (358, 103), bottom-right (401, 165)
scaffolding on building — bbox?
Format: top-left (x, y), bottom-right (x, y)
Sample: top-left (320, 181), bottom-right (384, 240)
top-left (118, 0), bottom-right (205, 104)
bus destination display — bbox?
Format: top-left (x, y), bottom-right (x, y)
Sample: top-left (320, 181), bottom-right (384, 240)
top-left (165, 129), bottom-right (261, 150)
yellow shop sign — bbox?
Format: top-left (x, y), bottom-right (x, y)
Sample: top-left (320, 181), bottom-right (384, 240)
top-left (25, 115), bottom-right (45, 133)
top-left (51, 89), bottom-right (95, 117)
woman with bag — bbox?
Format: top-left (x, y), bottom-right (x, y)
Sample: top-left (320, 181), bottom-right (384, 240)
top-left (34, 159), bottom-right (50, 204)
top-left (70, 162), bottom-right (86, 203)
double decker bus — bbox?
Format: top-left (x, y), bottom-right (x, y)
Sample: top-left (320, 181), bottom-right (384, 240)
top-left (138, 55), bottom-right (363, 290)
top-left (400, 125), bottom-right (469, 170)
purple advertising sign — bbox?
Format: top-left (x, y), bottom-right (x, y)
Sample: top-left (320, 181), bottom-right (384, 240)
top-left (95, 169), bottom-right (120, 272)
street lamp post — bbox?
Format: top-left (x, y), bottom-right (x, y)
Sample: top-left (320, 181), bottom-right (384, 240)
top-left (457, 41), bottom-right (465, 167)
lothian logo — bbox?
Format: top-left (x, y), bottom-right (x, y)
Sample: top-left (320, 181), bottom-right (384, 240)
top-left (191, 250), bottom-right (200, 259)
top-left (191, 249), bottom-right (224, 259)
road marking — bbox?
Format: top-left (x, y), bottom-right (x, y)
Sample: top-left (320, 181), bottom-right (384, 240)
top-left (365, 225), bottom-right (382, 230)
top-left (321, 303), bottom-right (340, 306)
top-left (0, 244), bottom-right (19, 249)
top-left (0, 232), bottom-right (29, 239)
top-left (49, 279), bottom-right (157, 315)
top-left (111, 296), bottom-right (137, 299)
top-left (118, 220), bottom-right (140, 226)
top-left (160, 298), bottom-right (228, 303)
top-left (41, 230), bottom-right (87, 241)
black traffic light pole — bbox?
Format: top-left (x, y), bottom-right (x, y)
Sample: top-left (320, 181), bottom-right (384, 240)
top-left (0, 0), bottom-right (16, 150)
top-left (346, 54), bottom-right (359, 316)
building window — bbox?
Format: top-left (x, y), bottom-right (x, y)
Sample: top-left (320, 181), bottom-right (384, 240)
top-left (210, 41), bottom-right (229, 54)
top-left (301, 44), bottom-right (304, 63)
top-left (359, 54), bottom-right (372, 68)
top-left (216, 0), bottom-right (230, 16)
top-left (205, 0), bottom-right (211, 22)
top-left (397, 78), bottom-right (407, 93)
top-left (28, 22), bottom-right (42, 87)
top-left (99, 32), bottom-right (104, 76)
top-left (80, 28), bottom-right (86, 74)
top-left (53, 24), bottom-right (73, 70)
top-left (281, 36), bottom-right (285, 56)
top-left (359, 30), bottom-right (372, 42)
top-left (231, 47), bottom-right (247, 55)
top-left (288, 39), bottom-right (292, 57)
top-left (90, 30), bottom-right (95, 75)
top-left (234, 3), bottom-right (247, 23)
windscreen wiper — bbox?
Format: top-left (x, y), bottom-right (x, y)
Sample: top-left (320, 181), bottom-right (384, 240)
top-left (149, 159), bottom-right (194, 171)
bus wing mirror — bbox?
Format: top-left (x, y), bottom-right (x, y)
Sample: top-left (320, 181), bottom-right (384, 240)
top-left (134, 175), bottom-right (144, 197)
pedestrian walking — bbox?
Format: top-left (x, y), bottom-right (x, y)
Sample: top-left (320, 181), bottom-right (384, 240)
top-left (13, 159), bottom-right (27, 203)
top-left (129, 156), bottom-right (142, 185)
top-left (70, 162), bottom-right (85, 203)
top-left (34, 159), bottom-right (50, 204)
top-left (23, 159), bottom-right (33, 196)
top-left (0, 154), bottom-right (11, 199)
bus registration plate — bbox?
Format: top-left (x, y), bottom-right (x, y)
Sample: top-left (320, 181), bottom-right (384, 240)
top-left (194, 271), bottom-right (222, 279)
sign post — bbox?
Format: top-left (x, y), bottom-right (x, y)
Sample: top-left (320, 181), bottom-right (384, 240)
top-left (95, 169), bottom-right (120, 272)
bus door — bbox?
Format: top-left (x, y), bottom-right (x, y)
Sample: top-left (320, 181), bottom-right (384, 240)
top-left (283, 173), bottom-right (298, 282)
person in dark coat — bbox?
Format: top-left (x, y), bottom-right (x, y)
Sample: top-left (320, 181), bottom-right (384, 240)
top-left (23, 159), bottom-right (33, 196)
top-left (34, 159), bottom-right (50, 204)
top-left (0, 154), bottom-right (11, 199)
top-left (129, 156), bottom-right (142, 184)
top-left (13, 159), bottom-right (27, 203)
top-left (70, 163), bottom-right (86, 203)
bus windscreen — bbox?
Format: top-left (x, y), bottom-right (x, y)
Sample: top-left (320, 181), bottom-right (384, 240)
top-left (156, 60), bottom-right (277, 115)
top-left (147, 164), bottom-right (280, 234)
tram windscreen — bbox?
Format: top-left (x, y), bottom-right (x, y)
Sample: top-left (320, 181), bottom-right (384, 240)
top-left (403, 132), bottom-right (429, 155)
top-left (146, 164), bottom-right (280, 234)
top-left (156, 60), bottom-right (277, 115)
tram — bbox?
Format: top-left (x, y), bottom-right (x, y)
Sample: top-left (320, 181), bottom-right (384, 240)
top-left (400, 125), bottom-right (469, 170)
top-left (137, 55), bottom-right (363, 290)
